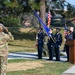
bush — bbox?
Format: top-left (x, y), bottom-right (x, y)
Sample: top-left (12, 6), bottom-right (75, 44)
top-left (0, 16), bottom-right (22, 27)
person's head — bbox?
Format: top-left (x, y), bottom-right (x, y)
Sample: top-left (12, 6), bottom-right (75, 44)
top-left (56, 28), bottom-right (61, 33)
top-left (50, 28), bottom-right (53, 34)
top-left (38, 28), bottom-right (43, 33)
top-left (67, 29), bottom-right (71, 35)
top-left (69, 27), bottom-right (74, 32)
top-left (0, 23), bottom-right (4, 32)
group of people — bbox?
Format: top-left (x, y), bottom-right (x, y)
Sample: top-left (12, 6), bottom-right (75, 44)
top-left (36, 27), bottom-right (62, 61)
top-left (36, 27), bottom-right (75, 61)
top-left (0, 22), bottom-right (75, 75)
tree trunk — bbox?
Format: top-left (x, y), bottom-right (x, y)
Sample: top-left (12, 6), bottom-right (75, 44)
top-left (40, 0), bottom-right (46, 27)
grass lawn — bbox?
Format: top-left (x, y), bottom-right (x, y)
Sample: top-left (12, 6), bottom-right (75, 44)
top-left (8, 27), bottom-right (37, 52)
top-left (7, 59), bottom-right (73, 75)
top-left (7, 27), bottom-right (74, 75)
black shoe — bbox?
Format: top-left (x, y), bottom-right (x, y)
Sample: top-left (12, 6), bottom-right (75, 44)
top-left (49, 59), bottom-right (53, 60)
top-left (65, 60), bottom-right (69, 62)
top-left (38, 58), bottom-right (42, 59)
top-left (47, 59), bottom-right (53, 61)
top-left (55, 60), bottom-right (60, 61)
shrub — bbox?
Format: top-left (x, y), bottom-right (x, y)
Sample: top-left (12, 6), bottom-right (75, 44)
top-left (1, 16), bottom-right (22, 27)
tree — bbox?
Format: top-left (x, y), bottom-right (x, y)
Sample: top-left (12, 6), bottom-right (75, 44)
top-left (0, 0), bottom-right (75, 27)
top-left (46, 0), bottom-right (75, 18)
top-left (29, 0), bottom-right (46, 27)
top-left (40, 0), bottom-right (46, 25)
top-left (4, 0), bottom-right (23, 16)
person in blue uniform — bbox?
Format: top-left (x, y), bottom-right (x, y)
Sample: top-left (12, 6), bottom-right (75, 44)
top-left (54, 28), bottom-right (62, 61)
top-left (36, 28), bottom-right (44, 59)
top-left (47, 29), bottom-right (54, 60)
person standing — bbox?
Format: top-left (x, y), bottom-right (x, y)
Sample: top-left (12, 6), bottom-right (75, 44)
top-left (69, 27), bottom-right (74, 39)
top-left (54, 28), bottom-right (62, 61)
top-left (63, 29), bottom-right (68, 52)
top-left (65, 29), bottom-right (72, 61)
top-left (0, 23), bottom-right (14, 75)
top-left (36, 28), bottom-right (44, 59)
top-left (65, 27), bottom-right (74, 61)
top-left (47, 29), bottom-right (54, 60)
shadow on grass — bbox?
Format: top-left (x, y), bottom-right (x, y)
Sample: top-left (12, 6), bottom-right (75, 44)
top-left (13, 32), bottom-right (36, 41)
top-left (8, 43), bottom-right (33, 48)
top-left (9, 27), bottom-right (36, 41)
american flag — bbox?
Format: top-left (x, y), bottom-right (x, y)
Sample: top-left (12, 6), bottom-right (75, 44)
top-left (47, 11), bottom-right (52, 28)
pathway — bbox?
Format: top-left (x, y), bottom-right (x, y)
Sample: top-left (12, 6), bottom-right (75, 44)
top-left (8, 52), bottom-right (67, 62)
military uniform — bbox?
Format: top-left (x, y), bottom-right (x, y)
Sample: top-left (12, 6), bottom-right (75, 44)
top-left (36, 28), bottom-right (44, 59)
top-left (54, 28), bottom-right (62, 61)
top-left (0, 32), bottom-right (14, 75)
top-left (47, 33), bottom-right (54, 60)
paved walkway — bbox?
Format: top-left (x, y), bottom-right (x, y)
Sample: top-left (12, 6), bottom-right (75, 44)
top-left (8, 51), bottom-right (67, 62)
top-left (61, 65), bottom-right (75, 75)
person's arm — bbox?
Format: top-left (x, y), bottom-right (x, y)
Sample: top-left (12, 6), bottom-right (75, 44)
top-left (3, 27), bottom-right (14, 41)
top-left (34, 34), bottom-right (38, 47)
top-left (36, 34), bottom-right (38, 44)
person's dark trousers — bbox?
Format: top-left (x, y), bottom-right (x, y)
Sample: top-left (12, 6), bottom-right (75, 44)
top-left (63, 44), bottom-right (66, 52)
top-left (37, 44), bottom-right (43, 59)
top-left (65, 45), bottom-right (69, 61)
top-left (48, 45), bottom-right (53, 60)
top-left (55, 45), bottom-right (60, 61)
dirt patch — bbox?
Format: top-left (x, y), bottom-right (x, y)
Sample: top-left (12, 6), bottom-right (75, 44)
top-left (7, 61), bottom-right (44, 72)
top-left (19, 28), bottom-right (36, 33)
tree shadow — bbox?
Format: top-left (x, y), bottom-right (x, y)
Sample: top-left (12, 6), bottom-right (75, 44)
top-left (13, 32), bottom-right (36, 41)
top-left (8, 43), bottom-right (31, 48)
top-left (8, 27), bottom-right (36, 41)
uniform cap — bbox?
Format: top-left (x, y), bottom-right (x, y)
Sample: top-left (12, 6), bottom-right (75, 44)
top-left (56, 28), bottom-right (61, 31)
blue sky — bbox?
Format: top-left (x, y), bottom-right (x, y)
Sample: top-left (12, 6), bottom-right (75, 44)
top-left (67, 0), bottom-right (75, 6)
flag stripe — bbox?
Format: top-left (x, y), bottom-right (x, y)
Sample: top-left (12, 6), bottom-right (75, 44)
top-left (47, 11), bottom-right (52, 27)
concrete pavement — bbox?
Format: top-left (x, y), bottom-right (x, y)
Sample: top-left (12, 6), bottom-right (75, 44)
top-left (61, 65), bottom-right (75, 75)
top-left (8, 51), bottom-right (67, 62)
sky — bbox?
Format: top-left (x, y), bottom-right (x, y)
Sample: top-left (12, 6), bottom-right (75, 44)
top-left (67, 0), bottom-right (75, 6)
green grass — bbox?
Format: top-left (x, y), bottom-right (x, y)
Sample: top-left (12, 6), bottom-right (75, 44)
top-left (8, 28), bottom-right (36, 52)
top-left (8, 59), bottom-right (35, 63)
top-left (23, 62), bottom-right (73, 75)
top-left (8, 39), bottom-right (36, 52)
top-left (7, 59), bottom-right (73, 75)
